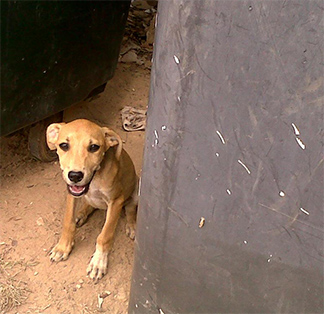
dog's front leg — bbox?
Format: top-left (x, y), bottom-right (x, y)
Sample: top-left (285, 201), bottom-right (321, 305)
top-left (87, 197), bottom-right (124, 282)
top-left (50, 193), bottom-right (77, 262)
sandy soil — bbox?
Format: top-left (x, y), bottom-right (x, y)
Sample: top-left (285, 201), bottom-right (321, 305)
top-left (0, 63), bottom-right (150, 314)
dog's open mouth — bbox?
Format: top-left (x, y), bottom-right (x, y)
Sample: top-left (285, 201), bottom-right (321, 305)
top-left (66, 171), bottom-right (96, 197)
top-left (68, 184), bottom-right (90, 197)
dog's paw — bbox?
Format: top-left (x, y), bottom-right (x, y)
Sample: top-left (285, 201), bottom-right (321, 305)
top-left (75, 214), bottom-right (88, 228)
top-left (50, 241), bottom-right (73, 262)
top-left (126, 223), bottom-right (136, 240)
top-left (87, 249), bottom-right (109, 282)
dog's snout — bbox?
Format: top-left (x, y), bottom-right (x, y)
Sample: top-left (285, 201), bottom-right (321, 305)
top-left (68, 171), bottom-right (84, 183)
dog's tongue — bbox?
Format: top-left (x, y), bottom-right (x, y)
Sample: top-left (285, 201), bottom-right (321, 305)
top-left (70, 185), bottom-right (85, 193)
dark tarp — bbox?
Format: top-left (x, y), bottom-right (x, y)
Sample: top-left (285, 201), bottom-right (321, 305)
top-left (1, 1), bottom-right (129, 136)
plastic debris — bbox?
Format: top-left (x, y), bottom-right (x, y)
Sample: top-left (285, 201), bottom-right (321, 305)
top-left (121, 106), bottom-right (147, 131)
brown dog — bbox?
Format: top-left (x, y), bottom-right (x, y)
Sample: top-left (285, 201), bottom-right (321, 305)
top-left (46, 119), bottom-right (138, 281)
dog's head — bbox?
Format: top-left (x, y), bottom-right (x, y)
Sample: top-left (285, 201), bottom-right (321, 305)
top-left (46, 119), bottom-right (122, 197)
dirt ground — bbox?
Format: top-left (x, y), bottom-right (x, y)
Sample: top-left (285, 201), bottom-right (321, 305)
top-left (0, 63), bottom-right (150, 313)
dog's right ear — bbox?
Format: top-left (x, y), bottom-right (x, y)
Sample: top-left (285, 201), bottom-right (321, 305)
top-left (46, 123), bottom-right (65, 150)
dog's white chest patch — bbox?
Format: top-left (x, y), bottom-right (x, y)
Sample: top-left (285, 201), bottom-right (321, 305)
top-left (85, 189), bottom-right (107, 210)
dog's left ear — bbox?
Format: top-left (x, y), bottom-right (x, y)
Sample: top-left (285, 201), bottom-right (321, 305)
top-left (102, 127), bottom-right (122, 160)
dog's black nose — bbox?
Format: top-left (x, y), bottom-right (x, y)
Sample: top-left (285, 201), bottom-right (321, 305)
top-left (68, 171), bottom-right (84, 183)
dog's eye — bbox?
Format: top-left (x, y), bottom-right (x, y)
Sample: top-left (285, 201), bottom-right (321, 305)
top-left (59, 143), bottom-right (69, 152)
top-left (89, 144), bottom-right (100, 153)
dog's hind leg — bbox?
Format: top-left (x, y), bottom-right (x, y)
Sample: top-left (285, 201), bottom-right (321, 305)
top-left (125, 199), bottom-right (137, 240)
top-left (125, 180), bottom-right (138, 240)
top-left (75, 198), bottom-right (95, 227)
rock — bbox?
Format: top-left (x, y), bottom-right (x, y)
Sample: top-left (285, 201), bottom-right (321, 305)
top-left (121, 51), bottom-right (138, 63)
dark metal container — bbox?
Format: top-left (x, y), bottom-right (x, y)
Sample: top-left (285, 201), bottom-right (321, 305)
top-left (129, 1), bottom-right (323, 313)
